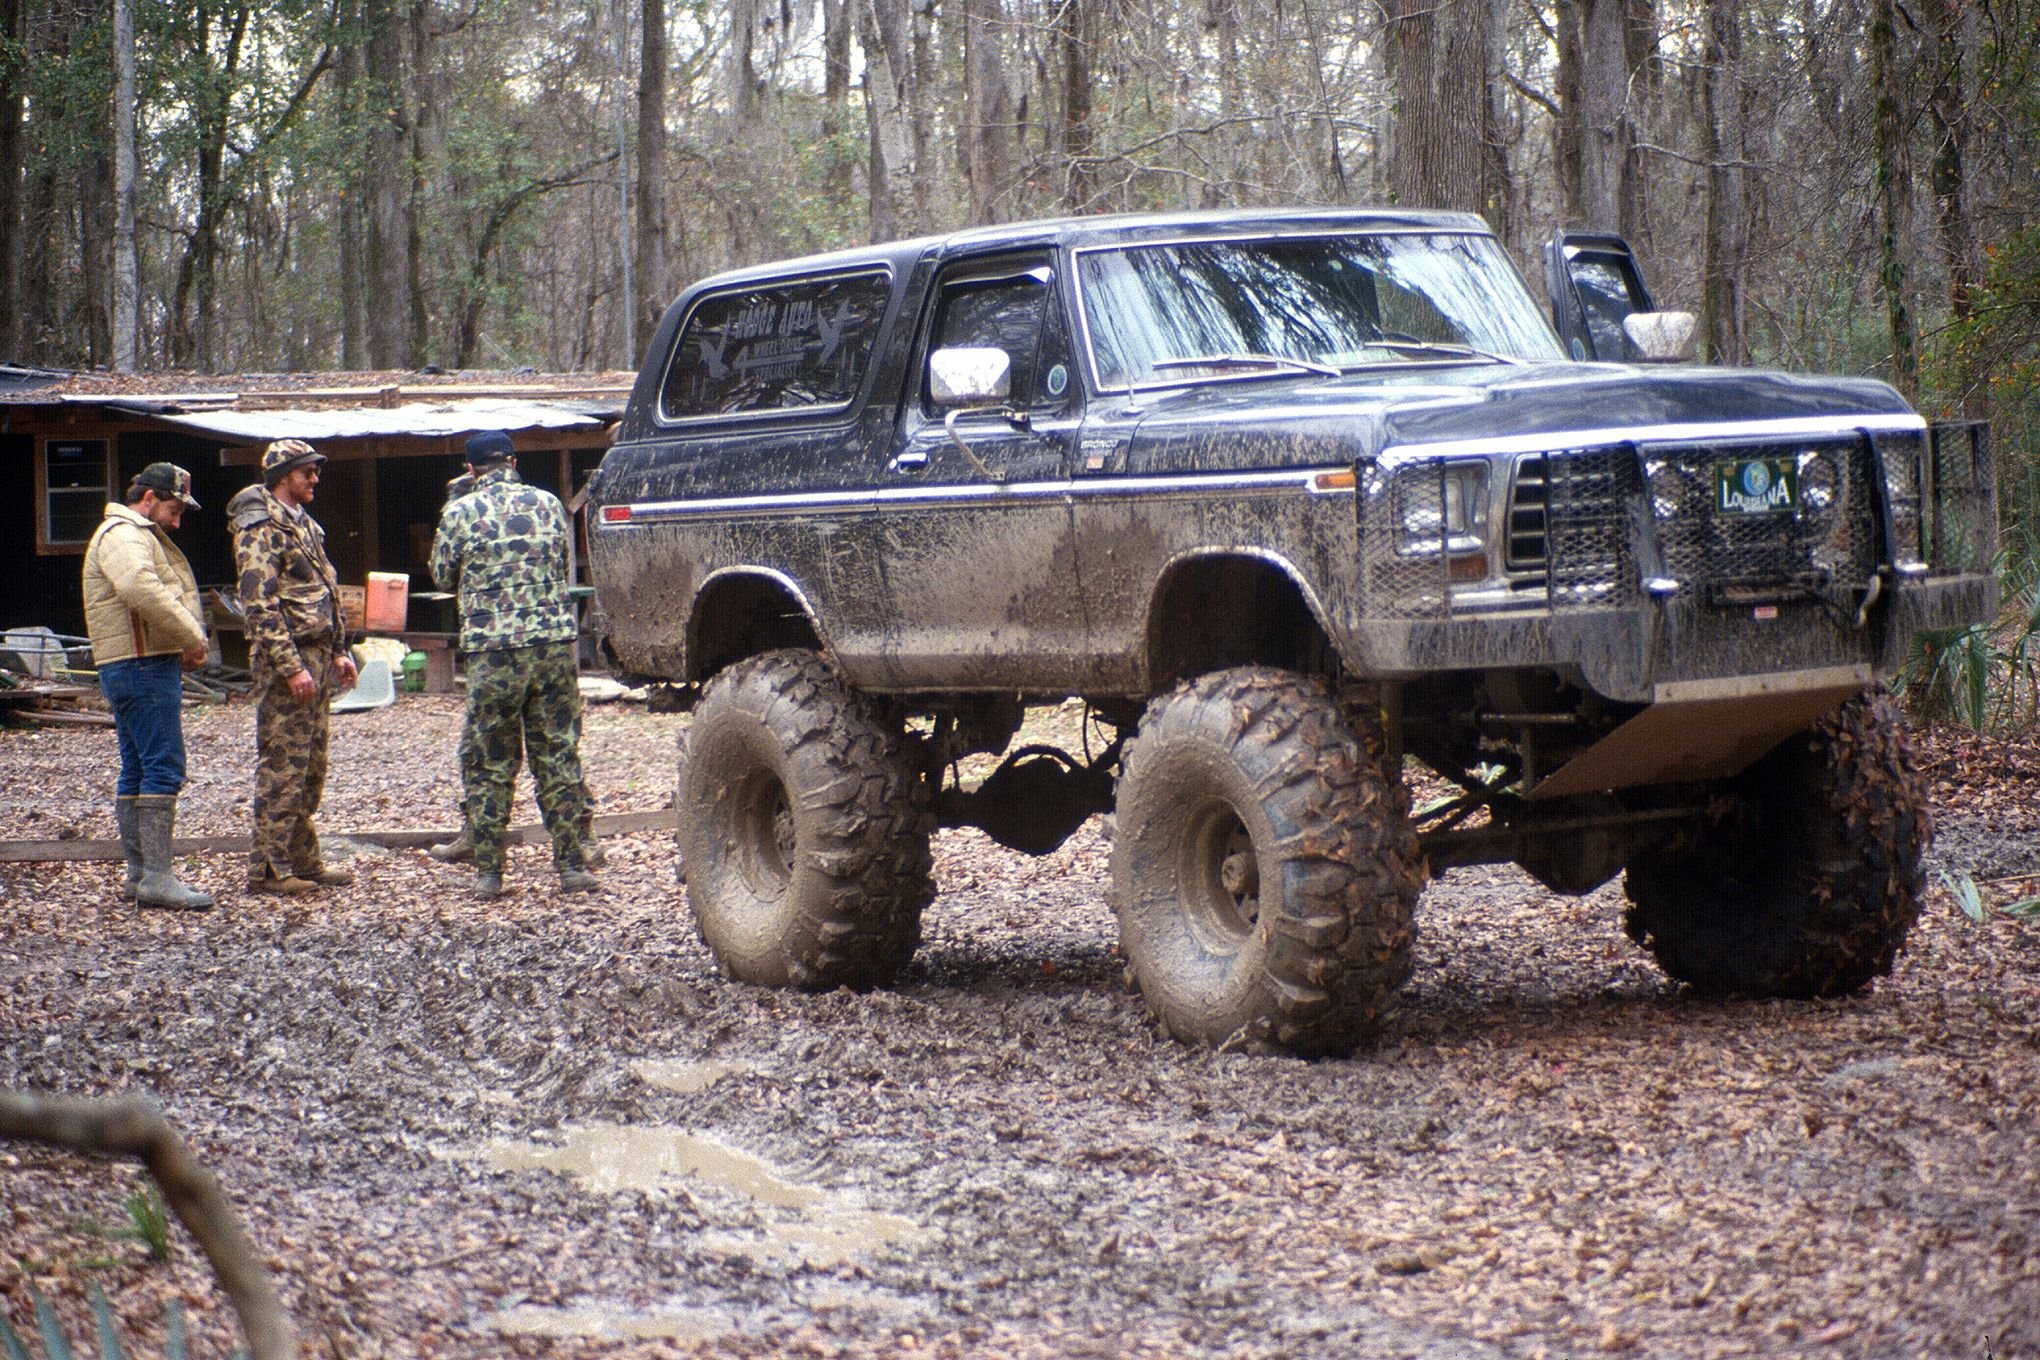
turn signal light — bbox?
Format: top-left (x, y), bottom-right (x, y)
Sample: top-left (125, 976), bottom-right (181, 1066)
top-left (601, 505), bottom-right (633, 523)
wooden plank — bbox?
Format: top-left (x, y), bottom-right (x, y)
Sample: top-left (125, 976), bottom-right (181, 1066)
top-left (0, 807), bottom-right (676, 863)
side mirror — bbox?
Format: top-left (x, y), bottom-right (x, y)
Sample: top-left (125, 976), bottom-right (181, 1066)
top-left (929, 347), bottom-right (1011, 407)
top-left (1622, 311), bottom-right (1698, 363)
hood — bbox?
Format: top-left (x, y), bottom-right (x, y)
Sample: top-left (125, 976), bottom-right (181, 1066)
top-left (1122, 362), bottom-right (1919, 470)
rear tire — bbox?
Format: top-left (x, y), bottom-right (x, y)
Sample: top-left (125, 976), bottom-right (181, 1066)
top-left (678, 649), bottom-right (933, 989)
top-left (1622, 687), bottom-right (1928, 997)
top-left (1111, 667), bottom-right (1425, 1057)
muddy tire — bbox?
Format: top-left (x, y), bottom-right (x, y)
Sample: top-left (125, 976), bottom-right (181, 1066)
top-left (678, 649), bottom-right (933, 989)
top-left (1622, 688), bottom-right (1929, 997)
top-left (1111, 667), bottom-right (1425, 1057)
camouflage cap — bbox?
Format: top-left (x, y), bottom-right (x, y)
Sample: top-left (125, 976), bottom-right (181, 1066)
top-left (261, 438), bottom-right (326, 487)
top-left (131, 461), bottom-right (199, 508)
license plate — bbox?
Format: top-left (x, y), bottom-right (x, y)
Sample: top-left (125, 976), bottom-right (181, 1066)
top-left (1715, 457), bottom-right (1798, 514)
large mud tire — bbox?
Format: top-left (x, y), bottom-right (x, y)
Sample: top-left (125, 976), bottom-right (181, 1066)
top-left (1111, 668), bottom-right (1425, 1057)
top-left (678, 649), bottom-right (933, 989)
top-left (1622, 687), bottom-right (1929, 997)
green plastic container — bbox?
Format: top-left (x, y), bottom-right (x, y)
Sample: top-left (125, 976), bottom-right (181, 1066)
top-left (401, 650), bottom-right (429, 693)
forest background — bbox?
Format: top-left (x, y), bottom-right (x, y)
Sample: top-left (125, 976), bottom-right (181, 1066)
top-left (2, 0), bottom-right (2037, 715)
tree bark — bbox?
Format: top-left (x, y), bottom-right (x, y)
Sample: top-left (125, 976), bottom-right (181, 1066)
top-left (1553, 0), bottom-right (1583, 223)
top-left (1382, 0), bottom-right (1501, 224)
top-left (1700, 0), bottom-right (1748, 364)
top-left (364, 0), bottom-right (416, 369)
top-left (637, 0), bottom-right (669, 346)
top-left (862, 0), bottom-right (916, 241)
top-left (963, 0), bottom-right (1013, 224)
top-left (1926, 0), bottom-right (1980, 414)
top-left (1058, 0), bottom-right (1098, 211)
top-left (337, 21), bottom-right (367, 369)
top-left (112, 0), bottom-right (137, 370)
top-left (0, 0), bottom-right (20, 360)
top-left (1870, 0), bottom-right (1918, 402)
top-left (1577, 0), bottom-right (1637, 235)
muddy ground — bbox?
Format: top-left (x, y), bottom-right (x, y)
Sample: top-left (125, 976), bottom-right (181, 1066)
top-left (2, 691), bottom-right (2037, 1360)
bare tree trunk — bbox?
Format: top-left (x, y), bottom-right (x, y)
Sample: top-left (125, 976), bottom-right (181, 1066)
top-left (0, 0), bottom-right (20, 360)
top-left (637, 0), bottom-right (669, 344)
top-left (1926, 0), bottom-right (1980, 415)
top-left (1700, 0), bottom-right (1748, 363)
top-left (862, 0), bottom-right (916, 241)
top-left (963, 0), bottom-right (1013, 223)
top-left (1578, 0), bottom-right (1637, 235)
top-left (822, 0), bottom-right (853, 206)
top-left (909, 0), bottom-right (936, 229)
top-left (111, 0), bottom-right (137, 369)
top-left (1553, 0), bottom-right (1583, 223)
top-left (1382, 0), bottom-right (1499, 222)
top-left (364, 0), bottom-right (415, 368)
top-left (337, 28), bottom-right (367, 368)
top-left (1870, 0), bottom-right (1918, 402)
top-left (1059, 0), bottom-right (1098, 211)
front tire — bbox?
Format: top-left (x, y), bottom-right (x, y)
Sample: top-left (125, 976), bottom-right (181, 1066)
top-left (1111, 668), bottom-right (1425, 1057)
top-left (1622, 687), bottom-right (1929, 997)
top-left (678, 649), bottom-right (933, 989)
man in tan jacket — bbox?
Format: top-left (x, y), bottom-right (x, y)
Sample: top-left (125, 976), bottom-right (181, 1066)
top-left (81, 462), bottom-right (214, 910)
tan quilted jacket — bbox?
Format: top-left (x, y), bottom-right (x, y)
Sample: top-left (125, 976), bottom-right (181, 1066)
top-left (80, 503), bottom-right (207, 666)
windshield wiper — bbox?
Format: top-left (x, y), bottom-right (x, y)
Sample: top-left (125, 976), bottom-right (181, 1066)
top-left (1150, 353), bottom-right (1343, 378)
top-left (1353, 338), bottom-right (1520, 366)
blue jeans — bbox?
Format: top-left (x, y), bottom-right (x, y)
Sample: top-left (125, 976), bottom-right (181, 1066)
top-left (99, 654), bottom-right (187, 796)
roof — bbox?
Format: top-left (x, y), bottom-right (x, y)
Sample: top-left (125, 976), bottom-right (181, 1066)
top-left (0, 367), bottom-right (633, 452)
top-left (689, 206), bottom-right (1495, 293)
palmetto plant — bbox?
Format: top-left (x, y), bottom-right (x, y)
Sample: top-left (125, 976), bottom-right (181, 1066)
top-left (1904, 512), bottom-right (2040, 732)
top-left (0, 1285), bottom-right (245, 1360)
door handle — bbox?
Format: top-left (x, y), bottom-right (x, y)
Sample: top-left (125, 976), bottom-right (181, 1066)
top-left (890, 450), bottom-right (929, 472)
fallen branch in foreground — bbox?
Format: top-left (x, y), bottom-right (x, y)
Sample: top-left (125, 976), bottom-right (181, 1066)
top-left (0, 1092), bottom-right (298, 1360)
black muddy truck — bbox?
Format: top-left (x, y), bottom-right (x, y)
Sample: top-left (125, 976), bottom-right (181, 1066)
top-left (587, 208), bottom-right (1997, 1057)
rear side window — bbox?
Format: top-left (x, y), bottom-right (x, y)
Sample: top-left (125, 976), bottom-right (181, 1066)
top-left (659, 270), bottom-right (891, 420)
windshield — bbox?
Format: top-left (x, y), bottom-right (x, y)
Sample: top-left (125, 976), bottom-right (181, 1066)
top-left (1075, 231), bottom-right (1565, 389)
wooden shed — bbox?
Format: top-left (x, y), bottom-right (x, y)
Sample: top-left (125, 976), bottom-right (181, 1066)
top-left (1, 365), bottom-right (628, 646)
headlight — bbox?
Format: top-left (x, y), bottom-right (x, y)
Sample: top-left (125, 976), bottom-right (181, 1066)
top-left (1397, 460), bottom-right (1489, 555)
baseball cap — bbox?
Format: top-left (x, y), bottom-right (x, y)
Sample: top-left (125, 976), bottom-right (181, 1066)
top-left (132, 462), bottom-right (200, 508)
top-left (464, 430), bottom-right (516, 465)
top-left (261, 439), bottom-right (327, 486)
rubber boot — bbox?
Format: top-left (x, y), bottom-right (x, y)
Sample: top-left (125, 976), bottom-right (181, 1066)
top-left (132, 795), bottom-right (214, 912)
top-left (429, 823), bottom-right (476, 863)
top-left (115, 795), bottom-right (143, 900)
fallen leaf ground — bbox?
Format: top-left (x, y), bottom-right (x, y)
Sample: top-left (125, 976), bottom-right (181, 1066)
top-left (2, 694), bottom-right (2036, 1359)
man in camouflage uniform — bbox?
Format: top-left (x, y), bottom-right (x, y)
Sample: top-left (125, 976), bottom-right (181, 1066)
top-left (428, 470), bottom-right (602, 867)
top-left (229, 439), bottom-right (359, 894)
top-left (430, 430), bottom-right (598, 899)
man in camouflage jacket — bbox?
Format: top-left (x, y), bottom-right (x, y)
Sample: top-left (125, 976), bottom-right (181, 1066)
top-left (429, 430), bottom-right (598, 899)
top-left (229, 439), bottom-right (358, 894)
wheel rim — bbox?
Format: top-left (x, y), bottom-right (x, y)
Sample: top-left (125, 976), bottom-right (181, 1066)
top-left (730, 768), bottom-right (795, 898)
top-left (1178, 799), bottom-right (1261, 954)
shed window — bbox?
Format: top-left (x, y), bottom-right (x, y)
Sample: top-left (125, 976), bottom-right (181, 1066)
top-left (659, 270), bottom-right (891, 420)
top-left (42, 438), bottom-right (110, 549)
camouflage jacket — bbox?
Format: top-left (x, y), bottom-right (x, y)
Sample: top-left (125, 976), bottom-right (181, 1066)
top-left (429, 466), bottom-right (577, 652)
top-left (228, 484), bottom-right (345, 677)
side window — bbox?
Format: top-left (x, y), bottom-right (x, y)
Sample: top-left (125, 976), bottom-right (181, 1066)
top-left (927, 265), bottom-right (1071, 412)
top-left (1570, 256), bottom-right (1645, 362)
top-left (659, 270), bottom-right (891, 420)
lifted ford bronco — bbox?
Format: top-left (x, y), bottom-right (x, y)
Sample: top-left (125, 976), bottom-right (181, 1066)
top-left (588, 209), bottom-right (1997, 1056)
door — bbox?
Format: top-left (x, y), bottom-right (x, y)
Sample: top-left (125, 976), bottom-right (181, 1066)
top-left (869, 255), bottom-right (1096, 690)
top-left (1544, 229), bottom-right (1658, 362)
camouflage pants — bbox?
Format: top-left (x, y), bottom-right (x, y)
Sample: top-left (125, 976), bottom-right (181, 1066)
top-left (464, 640), bottom-right (588, 874)
top-left (454, 685), bottom-right (596, 835)
top-left (249, 636), bottom-right (336, 883)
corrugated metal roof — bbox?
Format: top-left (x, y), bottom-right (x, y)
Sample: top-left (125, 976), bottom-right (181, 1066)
top-left (138, 398), bottom-right (611, 443)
